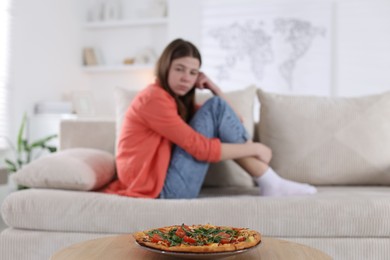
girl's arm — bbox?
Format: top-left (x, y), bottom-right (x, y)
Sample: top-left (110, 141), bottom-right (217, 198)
top-left (137, 89), bottom-right (221, 163)
top-left (195, 72), bottom-right (223, 96)
top-left (220, 142), bottom-right (271, 162)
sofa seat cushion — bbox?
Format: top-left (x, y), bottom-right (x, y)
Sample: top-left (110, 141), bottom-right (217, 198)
top-left (2, 187), bottom-right (390, 238)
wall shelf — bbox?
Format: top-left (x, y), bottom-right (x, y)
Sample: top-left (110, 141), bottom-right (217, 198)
top-left (84, 17), bottom-right (168, 29)
top-left (82, 64), bottom-right (154, 73)
top-left (82, 3), bottom-right (168, 74)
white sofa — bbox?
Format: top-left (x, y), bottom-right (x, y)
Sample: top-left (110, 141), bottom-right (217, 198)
top-left (1, 87), bottom-right (390, 260)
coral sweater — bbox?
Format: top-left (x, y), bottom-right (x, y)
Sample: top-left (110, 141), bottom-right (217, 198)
top-left (104, 83), bottom-right (221, 198)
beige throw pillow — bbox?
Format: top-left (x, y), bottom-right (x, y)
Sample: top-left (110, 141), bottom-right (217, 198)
top-left (114, 86), bottom-right (256, 187)
top-left (256, 89), bottom-right (390, 185)
top-left (11, 148), bottom-right (115, 190)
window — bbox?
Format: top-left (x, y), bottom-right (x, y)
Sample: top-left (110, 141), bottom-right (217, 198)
top-left (0, 0), bottom-right (10, 149)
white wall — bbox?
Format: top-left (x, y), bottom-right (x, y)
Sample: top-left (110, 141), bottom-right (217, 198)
top-left (5, 0), bottom-right (390, 150)
top-left (9, 0), bottom-right (87, 136)
top-left (336, 0), bottom-right (390, 96)
top-left (167, 0), bottom-right (202, 46)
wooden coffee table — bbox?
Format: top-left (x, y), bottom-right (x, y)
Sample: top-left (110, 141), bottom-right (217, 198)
top-left (51, 234), bottom-right (332, 260)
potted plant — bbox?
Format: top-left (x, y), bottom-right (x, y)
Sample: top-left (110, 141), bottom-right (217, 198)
top-left (2, 113), bottom-right (58, 190)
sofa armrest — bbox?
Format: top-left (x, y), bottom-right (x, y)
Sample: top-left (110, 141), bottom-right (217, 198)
top-left (59, 119), bottom-right (116, 155)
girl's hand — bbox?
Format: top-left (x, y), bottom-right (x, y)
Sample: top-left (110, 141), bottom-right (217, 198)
top-left (196, 72), bottom-right (243, 121)
top-left (196, 72), bottom-right (221, 95)
top-left (253, 143), bottom-right (272, 164)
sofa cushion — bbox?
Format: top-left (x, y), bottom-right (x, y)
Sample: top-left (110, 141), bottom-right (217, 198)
top-left (11, 148), bottom-right (115, 191)
top-left (114, 86), bottom-right (256, 188)
top-left (60, 119), bottom-right (116, 155)
top-left (2, 187), bottom-right (390, 238)
top-left (257, 89), bottom-right (390, 185)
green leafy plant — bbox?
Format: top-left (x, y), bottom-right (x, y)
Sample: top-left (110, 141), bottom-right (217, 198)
top-left (3, 113), bottom-right (58, 174)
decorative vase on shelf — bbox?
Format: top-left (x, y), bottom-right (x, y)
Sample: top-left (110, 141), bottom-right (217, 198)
top-left (153, 0), bottom-right (168, 17)
top-left (86, 0), bottom-right (122, 22)
top-left (87, 0), bottom-right (103, 22)
top-left (137, 0), bottom-right (167, 19)
top-left (102, 0), bottom-right (122, 21)
top-left (134, 48), bottom-right (157, 64)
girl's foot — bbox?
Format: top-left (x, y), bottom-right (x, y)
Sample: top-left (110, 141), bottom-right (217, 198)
top-left (256, 167), bottom-right (317, 196)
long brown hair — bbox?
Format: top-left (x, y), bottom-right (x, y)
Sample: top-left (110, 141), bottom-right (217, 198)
top-left (155, 39), bottom-right (202, 122)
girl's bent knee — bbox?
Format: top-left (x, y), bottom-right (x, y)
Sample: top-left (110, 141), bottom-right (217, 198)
top-left (205, 96), bottom-right (226, 107)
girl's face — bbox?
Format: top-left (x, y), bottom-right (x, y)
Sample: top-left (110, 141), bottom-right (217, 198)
top-left (168, 56), bottom-right (200, 96)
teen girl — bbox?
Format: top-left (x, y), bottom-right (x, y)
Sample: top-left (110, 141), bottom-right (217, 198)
top-left (104, 39), bottom-right (317, 198)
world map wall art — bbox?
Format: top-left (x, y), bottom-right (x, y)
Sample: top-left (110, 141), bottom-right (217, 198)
top-left (201, 0), bottom-right (332, 96)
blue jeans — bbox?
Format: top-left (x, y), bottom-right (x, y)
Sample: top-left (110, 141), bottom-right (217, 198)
top-left (159, 96), bottom-right (249, 199)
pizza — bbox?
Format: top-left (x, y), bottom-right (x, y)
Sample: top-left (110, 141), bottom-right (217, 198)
top-left (133, 224), bottom-right (261, 253)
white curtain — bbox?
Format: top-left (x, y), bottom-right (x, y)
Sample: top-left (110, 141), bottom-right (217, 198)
top-left (0, 0), bottom-right (10, 149)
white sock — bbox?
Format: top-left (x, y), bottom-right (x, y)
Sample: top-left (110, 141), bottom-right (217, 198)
top-left (256, 167), bottom-right (317, 197)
